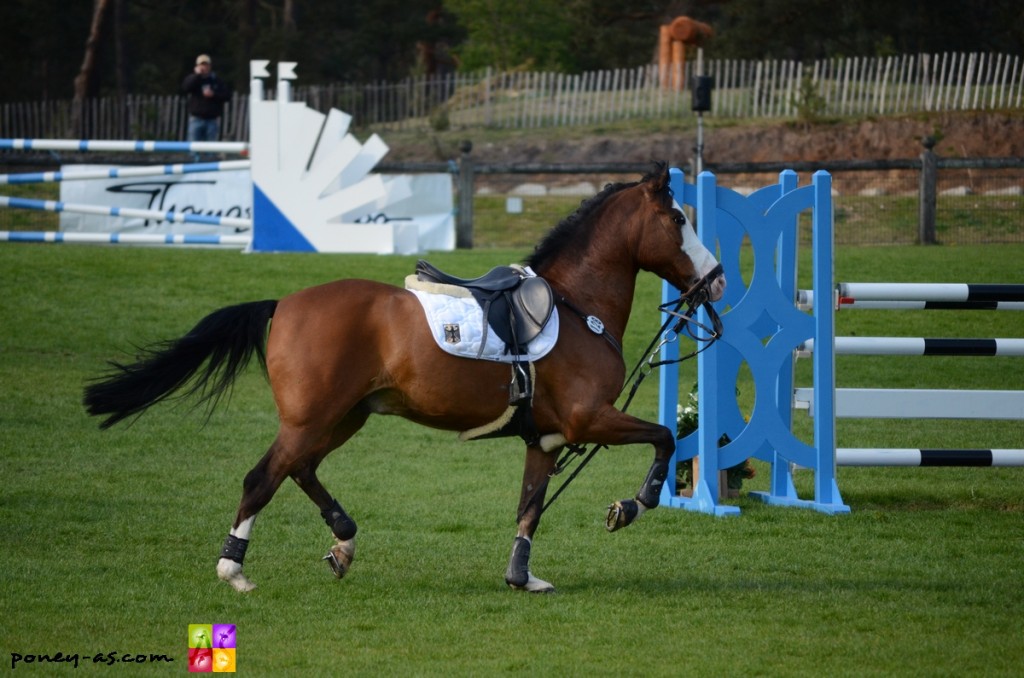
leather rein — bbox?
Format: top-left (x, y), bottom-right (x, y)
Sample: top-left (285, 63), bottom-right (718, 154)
top-left (535, 263), bottom-right (725, 517)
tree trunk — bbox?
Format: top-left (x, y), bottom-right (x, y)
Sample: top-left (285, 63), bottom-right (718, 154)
top-left (113, 0), bottom-right (126, 97)
top-left (71, 0), bottom-right (111, 136)
top-left (73, 0), bottom-right (111, 101)
top-left (283, 0), bottom-right (296, 31)
top-left (237, 0), bottom-right (256, 89)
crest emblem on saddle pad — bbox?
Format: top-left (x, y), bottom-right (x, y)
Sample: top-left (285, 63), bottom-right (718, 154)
top-left (444, 323), bottom-right (461, 344)
top-left (586, 315), bottom-right (605, 335)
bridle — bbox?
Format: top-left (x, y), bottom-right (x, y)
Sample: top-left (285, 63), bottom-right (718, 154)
top-left (533, 262), bottom-right (725, 517)
top-left (632, 261), bottom-right (725, 390)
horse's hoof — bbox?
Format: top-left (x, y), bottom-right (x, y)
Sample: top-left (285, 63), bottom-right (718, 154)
top-left (605, 499), bottom-right (641, 532)
top-left (504, 536), bottom-right (554, 591)
top-left (216, 558), bottom-right (256, 593)
top-left (506, 571), bottom-right (556, 594)
top-left (323, 537), bottom-right (355, 579)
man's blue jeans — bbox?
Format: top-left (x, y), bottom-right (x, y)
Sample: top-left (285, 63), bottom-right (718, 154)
top-left (188, 116), bottom-right (221, 142)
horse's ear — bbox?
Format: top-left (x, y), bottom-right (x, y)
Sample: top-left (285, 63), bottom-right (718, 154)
top-left (643, 162), bottom-right (670, 199)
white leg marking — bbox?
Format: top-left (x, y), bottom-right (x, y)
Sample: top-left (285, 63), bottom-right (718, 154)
top-left (231, 515), bottom-right (255, 540)
top-left (216, 515), bottom-right (257, 592)
top-left (216, 559), bottom-right (256, 592)
top-left (540, 433), bottom-right (567, 452)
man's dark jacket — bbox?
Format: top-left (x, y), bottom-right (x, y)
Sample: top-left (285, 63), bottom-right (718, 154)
top-left (182, 72), bottom-right (230, 120)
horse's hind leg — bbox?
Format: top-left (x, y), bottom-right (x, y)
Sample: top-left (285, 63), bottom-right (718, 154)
top-left (505, 444), bottom-right (558, 593)
top-left (216, 417), bottom-right (361, 592)
top-left (215, 451), bottom-right (283, 592)
top-left (216, 436), bottom-right (298, 592)
top-left (289, 410), bottom-right (371, 580)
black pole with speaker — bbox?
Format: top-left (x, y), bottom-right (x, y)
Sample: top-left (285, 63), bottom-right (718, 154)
top-left (692, 75), bottom-right (714, 175)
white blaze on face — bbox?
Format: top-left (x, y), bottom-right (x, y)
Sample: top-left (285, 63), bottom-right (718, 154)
top-left (673, 201), bottom-right (726, 300)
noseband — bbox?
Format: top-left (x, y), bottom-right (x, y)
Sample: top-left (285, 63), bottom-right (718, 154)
top-left (622, 262), bottom-right (724, 404)
top-left (658, 262), bottom-right (725, 348)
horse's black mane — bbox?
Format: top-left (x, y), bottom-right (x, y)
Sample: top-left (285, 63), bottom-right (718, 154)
top-left (524, 163), bottom-right (670, 271)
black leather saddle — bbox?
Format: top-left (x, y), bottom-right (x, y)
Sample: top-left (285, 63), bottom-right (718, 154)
top-left (415, 260), bottom-right (555, 355)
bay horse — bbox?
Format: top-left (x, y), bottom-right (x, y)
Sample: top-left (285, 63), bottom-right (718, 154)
top-left (83, 164), bottom-right (725, 593)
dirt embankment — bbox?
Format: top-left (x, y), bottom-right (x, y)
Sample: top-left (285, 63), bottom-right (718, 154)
top-left (385, 112), bottom-right (1024, 166)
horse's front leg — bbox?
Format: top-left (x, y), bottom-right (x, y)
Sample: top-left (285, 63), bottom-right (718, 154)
top-left (562, 404), bottom-right (676, 533)
top-left (605, 455), bottom-right (670, 532)
top-left (505, 444), bottom-right (558, 593)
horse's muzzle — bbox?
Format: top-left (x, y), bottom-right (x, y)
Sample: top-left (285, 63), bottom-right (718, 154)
top-left (689, 263), bottom-right (726, 305)
top-left (708, 271), bottom-right (726, 302)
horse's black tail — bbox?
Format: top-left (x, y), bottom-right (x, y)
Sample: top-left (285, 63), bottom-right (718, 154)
top-left (83, 299), bottom-right (278, 429)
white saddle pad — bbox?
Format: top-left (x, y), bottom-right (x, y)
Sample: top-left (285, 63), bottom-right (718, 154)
top-left (408, 285), bottom-right (559, 363)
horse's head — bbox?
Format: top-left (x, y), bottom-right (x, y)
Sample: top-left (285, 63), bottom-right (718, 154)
top-left (525, 165), bottom-right (724, 304)
top-left (633, 165), bottom-right (725, 302)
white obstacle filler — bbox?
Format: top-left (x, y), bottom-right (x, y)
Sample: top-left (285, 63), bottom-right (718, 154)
top-left (244, 59), bottom-right (451, 253)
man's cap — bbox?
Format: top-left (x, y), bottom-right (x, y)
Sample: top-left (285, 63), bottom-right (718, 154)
top-left (196, 54), bottom-right (212, 65)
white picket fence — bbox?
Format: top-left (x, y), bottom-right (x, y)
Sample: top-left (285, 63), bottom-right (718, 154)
top-left (1, 52), bottom-right (1021, 139)
top-left (302, 52), bottom-right (1024, 130)
top-left (564, 52), bottom-right (1020, 121)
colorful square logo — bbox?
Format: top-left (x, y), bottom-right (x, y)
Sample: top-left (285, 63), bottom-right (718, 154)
top-left (189, 623), bottom-right (236, 672)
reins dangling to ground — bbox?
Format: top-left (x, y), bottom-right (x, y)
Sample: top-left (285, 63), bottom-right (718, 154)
top-left (84, 164), bottom-right (725, 594)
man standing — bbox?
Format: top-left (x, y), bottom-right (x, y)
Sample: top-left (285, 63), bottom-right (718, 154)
top-left (182, 54), bottom-right (230, 142)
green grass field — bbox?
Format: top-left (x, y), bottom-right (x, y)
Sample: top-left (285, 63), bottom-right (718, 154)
top-left (1, 242), bottom-right (1022, 676)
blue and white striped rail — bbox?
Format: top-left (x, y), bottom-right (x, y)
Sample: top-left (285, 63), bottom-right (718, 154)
top-left (837, 448), bottom-right (1024, 467)
top-left (800, 337), bottom-right (1024, 356)
top-left (0, 160), bottom-right (251, 185)
top-left (0, 138), bottom-right (248, 154)
top-left (0, 231), bottom-right (250, 246)
top-left (0, 195), bottom-right (252, 230)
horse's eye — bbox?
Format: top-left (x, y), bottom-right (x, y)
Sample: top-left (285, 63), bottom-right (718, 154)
top-left (671, 210), bottom-right (686, 226)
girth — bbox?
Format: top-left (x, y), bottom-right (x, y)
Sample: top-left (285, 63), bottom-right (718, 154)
top-left (415, 260), bottom-right (555, 356)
